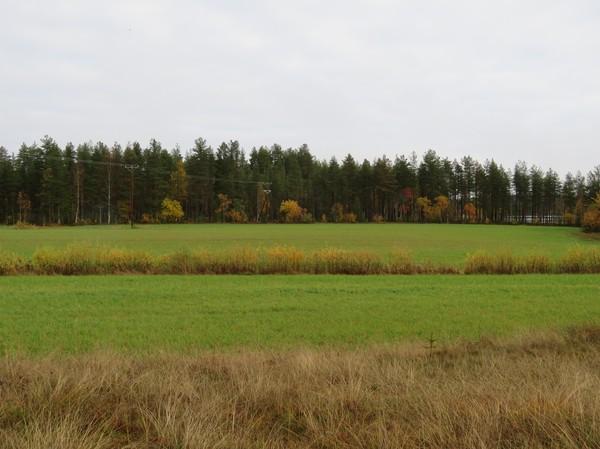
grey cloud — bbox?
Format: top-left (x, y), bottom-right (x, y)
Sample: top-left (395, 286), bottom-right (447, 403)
top-left (1, 0), bottom-right (600, 174)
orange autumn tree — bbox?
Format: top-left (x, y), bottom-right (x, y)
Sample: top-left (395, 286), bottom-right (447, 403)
top-left (215, 193), bottom-right (232, 222)
top-left (415, 197), bottom-right (431, 222)
top-left (434, 195), bottom-right (449, 223)
top-left (464, 202), bottom-right (477, 223)
top-left (279, 200), bottom-right (305, 223)
top-left (583, 194), bottom-right (600, 232)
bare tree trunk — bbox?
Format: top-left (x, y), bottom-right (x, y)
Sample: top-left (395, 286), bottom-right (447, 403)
top-left (75, 164), bottom-right (80, 224)
top-left (107, 160), bottom-right (111, 225)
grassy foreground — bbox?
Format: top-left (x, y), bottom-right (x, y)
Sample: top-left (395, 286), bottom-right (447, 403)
top-left (1, 275), bottom-right (599, 354)
top-left (1, 223), bottom-right (596, 264)
top-left (1, 328), bottom-right (599, 448)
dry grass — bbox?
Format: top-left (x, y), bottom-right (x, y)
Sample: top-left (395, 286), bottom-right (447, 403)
top-left (465, 247), bottom-right (600, 274)
top-left (557, 246), bottom-right (600, 273)
top-left (0, 244), bottom-right (599, 275)
top-left (262, 246), bottom-right (306, 273)
top-left (0, 251), bottom-right (26, 275)
top-left (312, 248), bottom-right (383, 274)
top-left (1, 327), bottom-right (600, 448)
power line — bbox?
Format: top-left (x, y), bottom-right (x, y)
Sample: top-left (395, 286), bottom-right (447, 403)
top-left (39, 155), bottom-right (271, 187)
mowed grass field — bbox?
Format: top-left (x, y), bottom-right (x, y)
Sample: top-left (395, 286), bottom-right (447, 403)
top-left (1, 275), bottom-right (599, 354)
top-left (1, 223), bottom-right (597, 264)
top-left (0, 223), bottom-right (600, 265)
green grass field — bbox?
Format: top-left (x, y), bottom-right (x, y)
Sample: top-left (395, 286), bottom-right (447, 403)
top-left (1, 274), bottom-right (599, 354)
top-left (2, 224), bottom-right (598, 354)
top-left (1, 223), bottom-right (596, 264)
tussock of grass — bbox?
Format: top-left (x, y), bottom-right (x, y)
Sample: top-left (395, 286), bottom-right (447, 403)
top-left (263, 246), bottom-right (305, 273)
top-left (464, 251), bottom-right (518, 274)
top-left (312, 248), bottom-right (383, 274)
top-left (12, 221), bottom-right (37, 230)
top-left (465, 247), bottom-right (600, 274)
top-left (32, 246), bottom-right (154, 275)
top-left (557, 246), bottom-right (600, 273)
top-left (1, 327), bottom-right (599, 448)
top-left (519, 253), bottom-right (553, 273)
top-left (0, 251), bottom-right (27, 275)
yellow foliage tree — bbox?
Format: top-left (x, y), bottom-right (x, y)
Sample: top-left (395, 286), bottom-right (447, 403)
top-left (17, 191), bottom-right (31, 223)
top-left (434, 195), bottom-right (449, 222)
top-left (160, 198), bottom-right (184, 223)
top-left (416, 197), bottom-right (431, 222)
top-left (583, 194), bottom-right (600, 232)
top-left (279, 200), bottom-right (304, 223)
top-left (169, 160), bottom-right (188, 203)
top-left (215, 193), bottom-right (232, 222)
top-left (330, 203), bottom-right (344, 223)
top-left (464, 202), bottom-right (477, 223)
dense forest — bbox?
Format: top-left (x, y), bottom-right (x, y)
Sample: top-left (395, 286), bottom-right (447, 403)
top-left (0, 136), bottom-right (599, 226)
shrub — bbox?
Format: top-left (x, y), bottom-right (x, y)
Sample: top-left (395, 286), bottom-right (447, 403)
top-left (434, 195), bottom-right (449, 222)
top-left (300, 212), bottom-right (314, 223)
top-left (13, 221), bottom-right (37, 230)
top-left (563, 212), bottom-right (576, 226)
top-left (342, 212), bottom-right (357, 223)
top-left (416, 197), bottom-right (431, 222)
top-left (279, 200), bottom-right (305, 223)
top-left (371, 214), bottom-right (384, 223)
top-left (582, 210), bottom-right (600, 232)
top-left (215, 193), bottom-right (232, 222)
top-left (582, 197), bottom-right (600, 232)
top-left (140, 213), bottom-right (156, 224)
top-left (464, 202), bottom-right (477, 223)
top-left (227, 209), bottom-right (248, 224)
top-left (330, 202), bottom-right (344, 222)
top-left (160, 198), bottom-right (184, 223)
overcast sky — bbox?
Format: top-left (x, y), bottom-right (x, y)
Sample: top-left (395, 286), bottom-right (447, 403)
top-left (1, 0), bottom-right (599, 173)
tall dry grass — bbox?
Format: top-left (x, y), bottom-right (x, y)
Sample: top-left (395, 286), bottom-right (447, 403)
top-left (0, 251), bottom-right (27, 275)
top-left (557, 246), bottom-right (600, 273)
top-left (312, 248), bottom-right (383, 274)
top-left (1, 327), bottom-right (599, 448)
top-left (1, 244), bottom-right (600, 275)
top-left (262, 246), bottom-right (306, 273)
top-left (32, 245), bottom-right (155, 275)
top-left (465, 247), bottom-right (600, 274)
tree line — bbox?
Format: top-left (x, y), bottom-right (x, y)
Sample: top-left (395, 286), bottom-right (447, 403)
top-left (0, 136), bottom-right (599, 226)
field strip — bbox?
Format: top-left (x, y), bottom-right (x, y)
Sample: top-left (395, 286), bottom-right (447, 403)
top-left (1, 274), bottom-right (599, 353)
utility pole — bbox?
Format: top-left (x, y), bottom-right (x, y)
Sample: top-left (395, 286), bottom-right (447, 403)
top-left (75, 162), bottom-right (81, 224)
top-left (256, 184), bottom-right (262, 223)
top-left (256, 184), bottom-right (272, 223)
top-left (124, 164), bottom-right (138, 229)
top-left (107, 152), bottom-right (112, 225)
